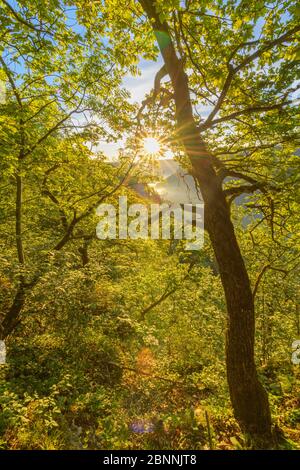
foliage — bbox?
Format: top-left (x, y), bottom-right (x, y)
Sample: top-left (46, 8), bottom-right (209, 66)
top-left (0, 0), bottom-right (299, 450)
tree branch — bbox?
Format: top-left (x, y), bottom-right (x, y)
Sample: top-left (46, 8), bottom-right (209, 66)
top-left (136, 65), bottom-right (169, 123)
top-left (236, 25), bottom-right (300, 72)
top-left (140, 263), bottom-right (194, 320)
top-left (0, 56), bottom-right (22, 107)
top-left (200, 100), bottom-right (292, 130)
top-left (253, 265), bottom-right (288, 299)
top-left (223, 183), bottom-right (266, 198)
top-left (202, 25), bottom-right (300, 128)
top-left (41, 165), bottom-right (68, 231)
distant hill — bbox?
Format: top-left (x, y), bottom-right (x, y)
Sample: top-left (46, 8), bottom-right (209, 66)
top-left (130, 159), bottom-right (203, 206)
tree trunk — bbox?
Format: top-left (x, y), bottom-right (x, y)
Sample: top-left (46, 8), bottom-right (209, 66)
top-left (0, 174), bottom-right (27, 339)
top-left (139, 0), bottom-right (274, 447)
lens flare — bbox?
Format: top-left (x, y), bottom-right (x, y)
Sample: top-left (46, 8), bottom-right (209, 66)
top-left (143, 137), bottom-right (161, 155)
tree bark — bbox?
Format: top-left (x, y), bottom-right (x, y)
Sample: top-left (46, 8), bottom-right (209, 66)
top-left (139, 0), bottom-right (273, 447)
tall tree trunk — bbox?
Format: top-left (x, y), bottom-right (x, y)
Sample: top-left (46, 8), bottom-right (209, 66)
top-left (139, 0), bottom-right (274, 447)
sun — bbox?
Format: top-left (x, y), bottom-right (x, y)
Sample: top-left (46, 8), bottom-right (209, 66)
top-left (143, 137), bottom-right (161, 155)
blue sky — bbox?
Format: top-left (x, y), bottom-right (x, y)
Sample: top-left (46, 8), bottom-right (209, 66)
top-left (98, 58), bottom-right (164, 158)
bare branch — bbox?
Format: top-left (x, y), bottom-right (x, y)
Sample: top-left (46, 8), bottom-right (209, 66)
top-left (136, 65), bottom-right (169, 123)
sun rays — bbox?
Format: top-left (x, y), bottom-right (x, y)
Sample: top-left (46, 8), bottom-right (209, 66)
top-left (143, 137), bottom-right (161, 155)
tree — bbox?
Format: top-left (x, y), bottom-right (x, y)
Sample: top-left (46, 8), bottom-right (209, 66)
top-left (1, 0), bottom-right (299, 450)
top-left (0, 0), bottom-right (136, 338)
top-left (98, 0), bottom-right (299, 447)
